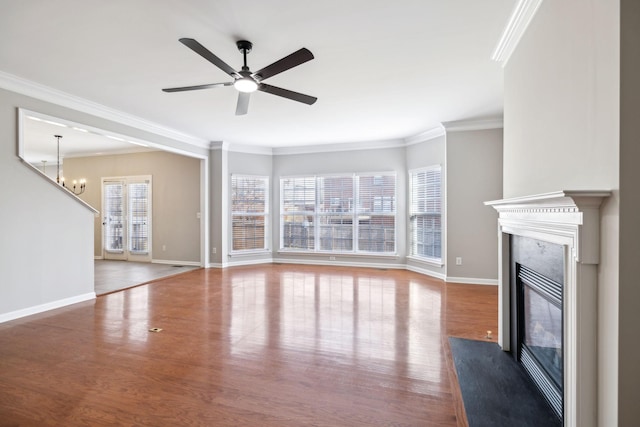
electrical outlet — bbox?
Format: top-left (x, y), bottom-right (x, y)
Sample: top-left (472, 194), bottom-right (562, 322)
top-left (456, 257), bottom-right (462, 265)
top-left (162, 245), bottom-right (166, 251)
top-left (212, 247), bottom-right (217, 254)
top-left (329, 256), bottom-right (336, 261)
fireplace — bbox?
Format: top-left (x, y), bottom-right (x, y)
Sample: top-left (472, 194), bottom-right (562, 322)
top-left (486, 191), bottom-right (610, 427)
top-left (511, 236), bottom-right (564, 419)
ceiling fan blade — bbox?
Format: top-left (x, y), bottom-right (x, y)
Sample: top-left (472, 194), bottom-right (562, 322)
top-left (258, 83), bottom-right (317, 105)
top-left (253, 48), bottom-right (314, 81)
top-left (179, 38), bottom-right (241, 78)
top-left (235, 92), bottom-right (250, 115)
top-left (162, 82), bottom-right (233, 93)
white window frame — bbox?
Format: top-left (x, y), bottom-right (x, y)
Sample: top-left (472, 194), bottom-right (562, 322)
top-left (279, 172), bottom-right (397, 255)
top-left (408, 165), bottom-right (442, 265)
top-left (230, 174), bottom-right (269, 254)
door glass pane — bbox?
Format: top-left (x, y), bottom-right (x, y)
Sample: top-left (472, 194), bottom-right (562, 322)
top-left (128, 182), bottom-right (149, 254)
top-left (104, 182), bottom-right (124, 252)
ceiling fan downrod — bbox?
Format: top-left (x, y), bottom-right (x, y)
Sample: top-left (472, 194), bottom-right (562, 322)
top-left (236, 40), bottom-right (253, 71)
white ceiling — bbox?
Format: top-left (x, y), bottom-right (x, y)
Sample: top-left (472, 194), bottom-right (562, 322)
top-left (1, 0), bottom-right (514, 152)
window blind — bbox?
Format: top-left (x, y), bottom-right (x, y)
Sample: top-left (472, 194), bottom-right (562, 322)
top-left (104, 181), bottom-right (124, 252)
top-left (280, 173), bottom-right (396, 254)
top-left (409, 166), bottom-right (442, 260)
top-left (231, 175), bottom-right (269, 252)
top-left (128, 181), bottom-right (149, 254)
top-left (357, 174), bottom-right (396, 253)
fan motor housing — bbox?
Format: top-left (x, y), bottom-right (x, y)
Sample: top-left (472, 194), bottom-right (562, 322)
top-left (236, 40), bottom-right (253, 53)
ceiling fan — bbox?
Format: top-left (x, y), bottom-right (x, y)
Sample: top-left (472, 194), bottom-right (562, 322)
top-left (163, 38), bottom-right (317, 115)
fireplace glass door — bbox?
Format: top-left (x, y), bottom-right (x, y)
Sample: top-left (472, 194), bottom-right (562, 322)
top-left (518, 264), bottom-right (563, 418)
top-left (523, 285), bottom-right (562, 389)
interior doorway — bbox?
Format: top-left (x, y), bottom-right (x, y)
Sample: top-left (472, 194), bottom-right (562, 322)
top-left (19, 109), bottom-right (209, 295)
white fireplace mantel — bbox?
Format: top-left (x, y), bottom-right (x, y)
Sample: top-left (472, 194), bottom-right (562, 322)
top-left (485, 190), bottom-right (611, 427)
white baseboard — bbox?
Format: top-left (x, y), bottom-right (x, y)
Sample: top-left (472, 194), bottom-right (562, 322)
top-left (446, 276), bottom-right (498, 286)
top-left (94, 256), bottom-right (102, 260)
top-left (0, 292), bottom-right (96, 323)
top-left (272, 257), bottom-right (405, 270)
top-left (226, 257), bottom-right (274, 268)
top-left (205, 259), bottom-right (497, 286)
top-left (405, 264), bottom-right (447, 281)
top-left (152, 259), bottom-right (201, 267)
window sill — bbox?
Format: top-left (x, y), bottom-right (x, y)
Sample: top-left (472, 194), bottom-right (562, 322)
top-left (277, 250), bottom-right (399, 259)
top-left (406, 255), bottom-right (444, 268)
top-left (229, 249), bottom-right (271, 257)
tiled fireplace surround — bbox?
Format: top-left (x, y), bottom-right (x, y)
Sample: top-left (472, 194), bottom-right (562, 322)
top-left (486, 191), bottom-right (611, 427)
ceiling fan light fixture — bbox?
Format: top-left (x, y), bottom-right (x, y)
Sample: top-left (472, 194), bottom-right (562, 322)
top-left (234, 77), bottom-right (258, 93)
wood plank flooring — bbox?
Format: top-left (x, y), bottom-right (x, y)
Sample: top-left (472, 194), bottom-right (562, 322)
top-left (0, 264), bottom-right (497, 426)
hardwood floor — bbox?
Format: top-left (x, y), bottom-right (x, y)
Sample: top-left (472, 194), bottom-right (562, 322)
top-left (0, 264), bottom-right (497, 426)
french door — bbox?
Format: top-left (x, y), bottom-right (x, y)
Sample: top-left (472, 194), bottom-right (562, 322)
top-left (102, 176), bottom-right (152, 262)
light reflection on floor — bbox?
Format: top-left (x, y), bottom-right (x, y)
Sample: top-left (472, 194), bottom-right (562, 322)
top-left (226, 269), bottom-right (443, 391)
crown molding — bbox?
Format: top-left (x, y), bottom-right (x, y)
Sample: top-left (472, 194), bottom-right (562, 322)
top-left (491, 0), bottom-right (544, 66)
top-left (0, 71), bottom-right (210, 149)
top-left (272, 138), bottom-right (405, 156)
top-left (226, 143), bottom-right (273, 156)
top-left (442, 117), bottom-right (504, 132)
top-left (403, 125), bottom-right (446, 146)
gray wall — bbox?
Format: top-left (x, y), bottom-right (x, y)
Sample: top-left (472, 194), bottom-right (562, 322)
top-left (65, 151), bottom-right (201, 263)
top-left (503, 0), bottom-right (621, 424)
top-left (0, 90), bottom-right (95, 317)
top-left (446, 128), bottom-right (502, 282)
top-left (209, 148), bottom-right (224, 266)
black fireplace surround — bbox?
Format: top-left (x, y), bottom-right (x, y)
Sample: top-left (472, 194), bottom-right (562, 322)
top-left (510, 235), bottom-right (564, 420)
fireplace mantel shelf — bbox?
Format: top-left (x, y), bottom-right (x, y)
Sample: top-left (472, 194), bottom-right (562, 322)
top-left (485, 190), bottom-right (612, 210)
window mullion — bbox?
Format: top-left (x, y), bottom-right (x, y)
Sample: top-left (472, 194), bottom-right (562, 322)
top-left (353, 174), bottom-right (359, 253)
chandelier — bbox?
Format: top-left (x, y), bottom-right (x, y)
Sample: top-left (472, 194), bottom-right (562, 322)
top-left (54, 135), bottom-right (86, 195)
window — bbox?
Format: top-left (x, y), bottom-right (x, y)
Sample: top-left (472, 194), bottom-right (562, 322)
top-left (280, 173), bottom-right (396, 254)
top-left (358, 175), bottom-right (396, 253)
top-left (318, 176), bottom-right (354, 251)
top-left (409, 166), bottom-right (442, 262)
top-left (231, 175), bottom-right (269, 252)
top-left (281, 176), bottom-right (316, 250)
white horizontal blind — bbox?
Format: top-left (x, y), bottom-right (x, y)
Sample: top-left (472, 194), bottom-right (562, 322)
top-left (409, 166), bottom-right (442, 260)
top-left (280, 173), bottom-right (397, 254)
top-left (104, 181), bottom-right (124, 252)
top-left (357, 174), bottom-right (396, 253)
top-left (128, 181), bottom-right (149, 254)
top-left (317, 175), bottom-right (355, 251)
top-left (281, 176), bottom-right (316, 250)
top-left (231, 175), bottom-right (269, 252)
